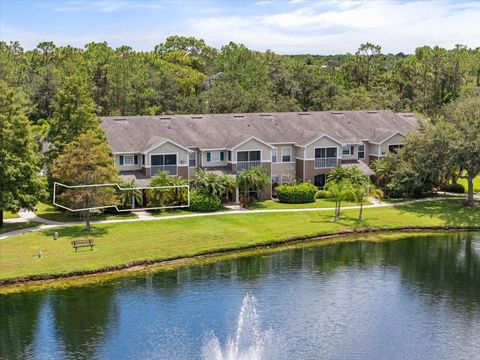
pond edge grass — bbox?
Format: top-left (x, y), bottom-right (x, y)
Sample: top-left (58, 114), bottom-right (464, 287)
top-left (1, 225), bottom-right (479, 291)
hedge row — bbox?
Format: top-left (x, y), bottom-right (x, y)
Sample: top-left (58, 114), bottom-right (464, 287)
top-left (276, 182), bottom-right (318, 203)
top-left (189, 190), bottom-right (222, 212)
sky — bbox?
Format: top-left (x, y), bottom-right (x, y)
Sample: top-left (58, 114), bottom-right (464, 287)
top-left (1, 0), bottom-right (479, 55)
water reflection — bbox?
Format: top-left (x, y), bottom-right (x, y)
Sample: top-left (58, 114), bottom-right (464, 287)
top-left (0, 232), bottom-right (479, 360)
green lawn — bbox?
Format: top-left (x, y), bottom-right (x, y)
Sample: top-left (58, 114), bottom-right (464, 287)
top-left (4, 212), bottom-right (19, 219)
top-left (0, 221), bottom-right (42, 235)
top-left (247, 198), bottom-right (371, 209)
top-left (1, 199), bottom-right (478, 282)
top-left (35, 202), bottom-right (137, 222)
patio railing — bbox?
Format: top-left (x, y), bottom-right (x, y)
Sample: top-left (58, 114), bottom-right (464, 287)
top-left (314, 157), bottom-right (337, 169)
top-left (237, 161), bottom-right (261, 172)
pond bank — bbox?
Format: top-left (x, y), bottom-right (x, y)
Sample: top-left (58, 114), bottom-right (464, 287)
top-left (1, 227), bottom-right (478, 293)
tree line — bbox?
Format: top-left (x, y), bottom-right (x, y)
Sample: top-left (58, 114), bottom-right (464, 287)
top-left (1, 37), bottom-right (479, 123)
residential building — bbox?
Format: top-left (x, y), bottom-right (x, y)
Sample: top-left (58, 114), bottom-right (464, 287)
top-left (101, 110), bottom-right (419, 199)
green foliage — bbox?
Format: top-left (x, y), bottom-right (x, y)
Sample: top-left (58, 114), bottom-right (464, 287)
top-left (237, 167), bottom-right (271, 202)
top-left (1, 40), bottom-right (477, 119)
top-left (147, 171), bottom-right (188, 208)
top-left (315, 190), bottom-right (330, 199)
top-left (276, 182), bottom-right (318, 204)
top-left (189, 189), bottom-right (222, 212)
top-left (443, 183), bottom-right (465, 194)
top-left (50, 130), bottom-right (119, 229)
top-left (0, 81), bottom-right (46, 225)
top-left (118, 180), bottom-right (143, 209)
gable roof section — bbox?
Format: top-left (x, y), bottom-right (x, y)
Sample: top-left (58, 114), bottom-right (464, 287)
top-left (101, 111), bottom-right (419, 153)
top-left (230, 136), bottom-right (276, 150)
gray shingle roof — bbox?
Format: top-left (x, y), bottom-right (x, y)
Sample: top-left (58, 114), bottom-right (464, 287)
top-left (101, 110), bottom-right (419, 153)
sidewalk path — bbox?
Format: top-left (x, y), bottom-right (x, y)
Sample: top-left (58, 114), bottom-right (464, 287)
top-left (1, 194), bottom-right (474, 239)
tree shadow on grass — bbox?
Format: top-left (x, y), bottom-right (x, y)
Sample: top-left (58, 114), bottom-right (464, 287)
top-left (396, 200), bottom-right (480, 227)
top-left (41, 225), bottom-right (109, 239)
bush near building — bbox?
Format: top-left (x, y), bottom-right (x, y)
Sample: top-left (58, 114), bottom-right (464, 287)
top-left (277, 182), bottom-right (318, 204)
top-left (189, 190), bottom-right (222, 212)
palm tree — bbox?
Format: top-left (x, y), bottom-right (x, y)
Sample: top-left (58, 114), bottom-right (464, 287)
top-left (147, 171), bottom-right (176, 208)
top-left (220, 174), bottom-right (237, 201)
top-left (355, 182), bottom-right (383, 221)
top-left (237, 167), bottom-right (271, 203)
top-left (190, 168), bottom-right (223, 196)
top-left (325, 180), bottom-right (356, 221)
top-left (119, 180), bottom-right (143, 209)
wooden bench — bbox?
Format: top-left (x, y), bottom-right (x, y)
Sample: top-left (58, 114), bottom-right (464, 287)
top-left (71, 239), bottom-right (95, 252)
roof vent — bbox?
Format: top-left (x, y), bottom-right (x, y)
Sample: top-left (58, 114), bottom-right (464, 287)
top-left (330, 112), bottom-right (343, 115)
top-left (114, 117), bottom-right (126, 121)
top-left (367, 111), bottom-right (378, 114)
top-left (402, 114), bottom-right (414, 117)
top-left (233, 114), bottom-right (245, 118)
top-left (159, 116), bottom-right (171, 120)
top-left (191, 116), bottom-right (203, 119)
top-left (299, 112), bottom-right (310, 115)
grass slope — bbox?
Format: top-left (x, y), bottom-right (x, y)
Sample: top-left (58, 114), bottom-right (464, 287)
top-left (1, 200), bottom-right (478, 282)
top-left (0, 222), bottom-right (42, 235)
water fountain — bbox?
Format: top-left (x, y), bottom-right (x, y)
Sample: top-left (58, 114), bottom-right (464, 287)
top-left (202, 293), bottom-right (278, 360)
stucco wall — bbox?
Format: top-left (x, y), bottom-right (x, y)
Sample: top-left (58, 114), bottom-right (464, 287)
top-left (271, 163), bottom-right (296, 183)
top-left (201, 150), bottom-right (227, 167)
top-left (380, 134), bottom-right (406, 155)
top-left (234, 138), bottom-right (272, 162)
top-left (305, 137), bottom-right (341, 159)
top-left (115, 153), bottom-right (142, 171)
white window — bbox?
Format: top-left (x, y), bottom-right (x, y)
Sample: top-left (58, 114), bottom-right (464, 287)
top-left (207, 151), bottom-right (224, 162)
top-left (282, 147), bottom-right (292, 162)
top-left (272, 149), bottom-right (277, 163)
top-left (358, 145), bottom-right (365, 159)
top-left (124, 155), bottom-right (135, 165)
top-left (189, 152), bottom-right (196, 167)
top-left (342, 146), bottom-right (354, 156)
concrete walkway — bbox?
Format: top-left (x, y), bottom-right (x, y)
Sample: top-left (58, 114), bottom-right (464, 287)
top-left (1, 194), bottom-right (476, 240)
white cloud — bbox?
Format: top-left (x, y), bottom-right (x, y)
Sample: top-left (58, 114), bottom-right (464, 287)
top-left (50, 0), bottom-right (165, 13)
top-left (185, 0), bottom-right (480, 54)
top-left (2, 0), bottom-right (479, 54)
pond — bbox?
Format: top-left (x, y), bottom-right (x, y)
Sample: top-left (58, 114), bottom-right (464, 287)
top-left (1, 232), bottom-right (480, 360)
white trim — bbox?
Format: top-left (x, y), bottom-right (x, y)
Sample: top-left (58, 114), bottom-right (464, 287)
top-left (113, 151), bottom-right (142, 155)
top-left (205, 150), bottom-right (225, 163)
top-left (231, 136), bottom-right (275, 150)
top-left (53, 182), bottom-right (190, 212)
top-left (200, 148), bottom-right (228, 151)
top-left (378, 131), bottom-right (406, 145)
top-left (270, 142), bottom-right (297, 145)
top-left (302, 134), bottom-right (344, 148)
top-left (144, 139), bottom-right (192, 154)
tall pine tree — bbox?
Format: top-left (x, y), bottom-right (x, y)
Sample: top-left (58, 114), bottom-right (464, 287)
top-left (0, 81), bottom-right (45, 226)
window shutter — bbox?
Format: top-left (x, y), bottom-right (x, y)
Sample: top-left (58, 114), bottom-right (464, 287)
top-left (134, 155), bottom-right (138, 164)
top-left (207, 152), bottom-right (211, 162)
top-left (119, 155), bottom-right (124, 165)
top-left (220, 151), bottom-right (225, 161)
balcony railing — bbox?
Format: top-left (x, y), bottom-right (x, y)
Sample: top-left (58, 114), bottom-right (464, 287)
top-left (237, 161), bottom-right (261, 172)
top-left (315, 157), bottom-right (337, 169)
top-left (152, 165), bottom-right (177, 176)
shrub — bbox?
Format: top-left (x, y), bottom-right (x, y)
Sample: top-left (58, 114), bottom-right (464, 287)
top-left (189, 190), bottom-right (221, 212)
top-left (277, 182), bottom-right (318, 203)
top-left (444, 183), bottom-right (465, 194)
top-left (315, 190), bottom-right (330, 199)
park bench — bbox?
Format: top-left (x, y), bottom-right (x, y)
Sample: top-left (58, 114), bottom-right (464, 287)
top-left (71, 239), bottom-right (95, 252)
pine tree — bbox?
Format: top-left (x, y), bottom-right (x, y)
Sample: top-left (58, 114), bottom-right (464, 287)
top-left (0, 81), bottom-right (45, 226)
